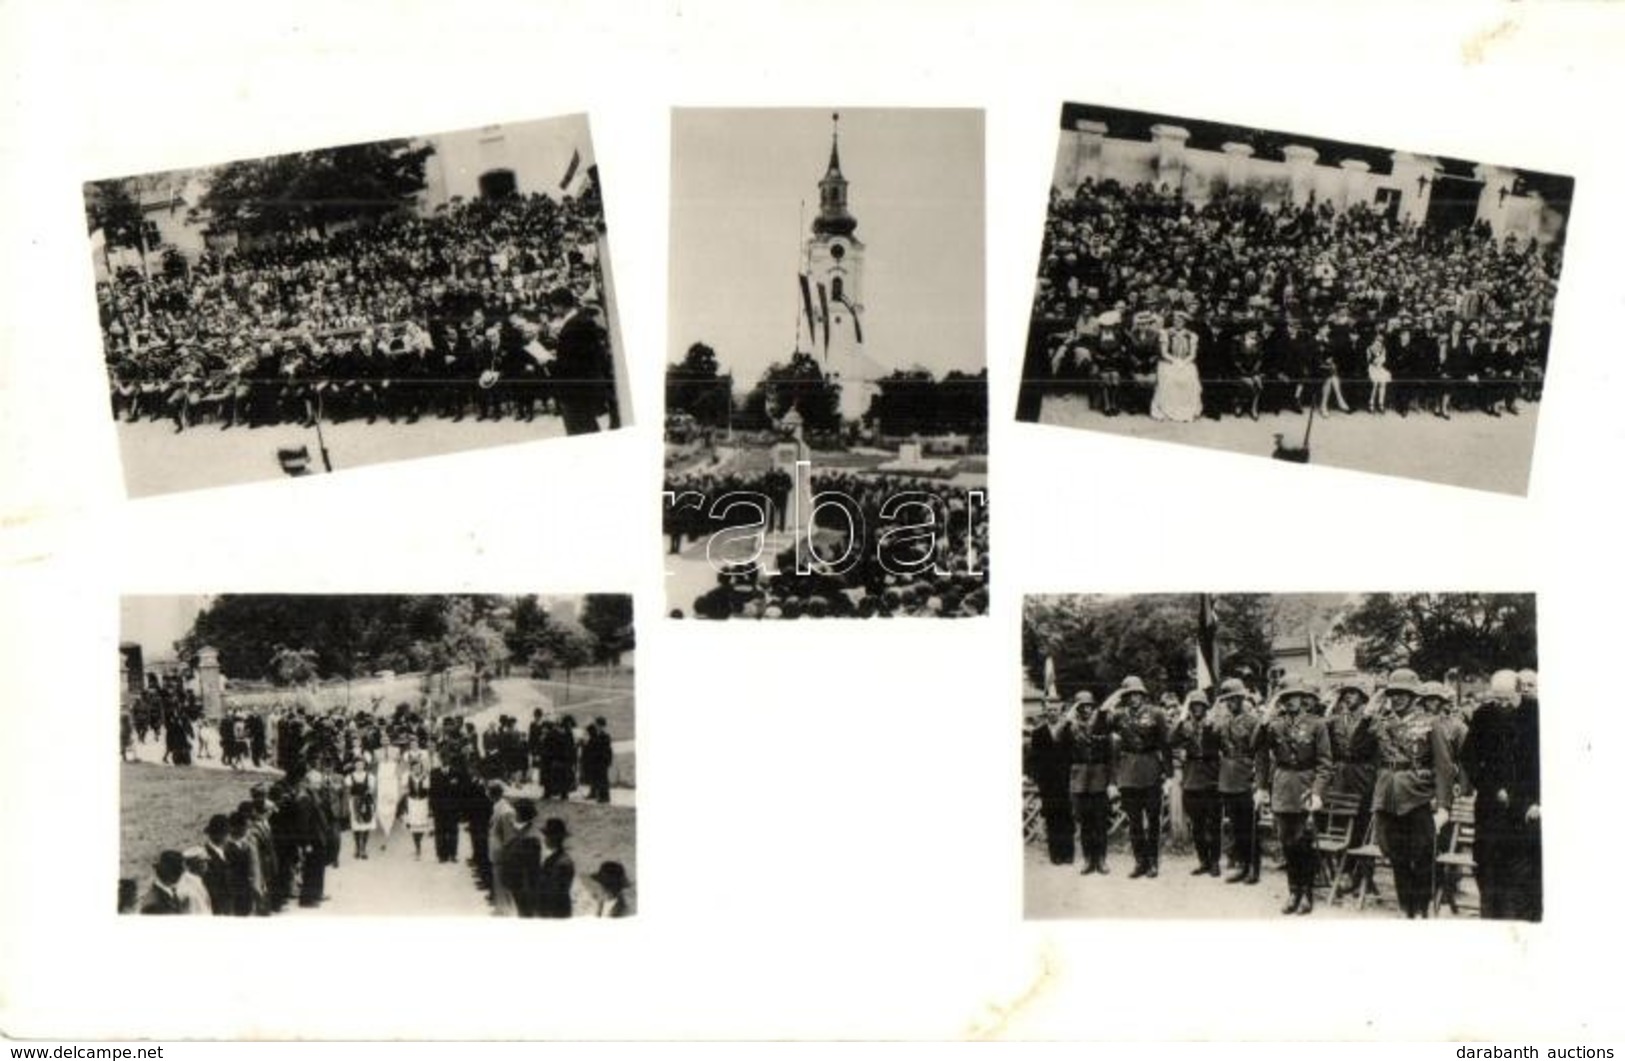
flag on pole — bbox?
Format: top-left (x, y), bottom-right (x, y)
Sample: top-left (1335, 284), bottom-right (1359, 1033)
top-left (816, 282), bottom-right (831, 358)
top-left (835, 293), bottom-right (863, 343)
top-left (1043, 655), bottom-right (1058, 700)
top-left (1309, 630), bottom-right (1320, 671)
top-left (798, 274), bottom-right (819, 349)
top-left (559, 149), bottom-right (582, 190)
top-left (1196, 593), bottom-right (1220, 689)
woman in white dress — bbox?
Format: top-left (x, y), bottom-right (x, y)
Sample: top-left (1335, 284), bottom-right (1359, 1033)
top-left (373, 741), bottom-right (402, 852)
top-left (345, 760), bottom-right (377, 860)
top-left (402, 760), bottom-right (433, 860)
top-left (1366, 334), bottom-right (1392, 414)
top-left (1149, 312), bottom-right (1203, 422)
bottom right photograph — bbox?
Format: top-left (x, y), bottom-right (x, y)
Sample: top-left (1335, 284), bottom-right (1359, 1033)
top-left (1022, 592), bottom-right (1541, 922)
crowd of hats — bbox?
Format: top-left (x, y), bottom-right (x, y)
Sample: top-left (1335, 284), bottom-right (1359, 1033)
top-left (96, 189), bottom-right (612, 430)
top-left (665, 467), bottom-right (990, 620)
top-left (1029, 178), bottom-right (1558, 416)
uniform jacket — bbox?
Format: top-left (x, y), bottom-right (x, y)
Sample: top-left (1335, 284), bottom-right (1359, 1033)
top-left (1068, 712), bottom-right (1117, 795)
top-left (1172, 716), bottom-right (1222, 791)
top-left (1113, 704), bottom-right (1171, 790)
top-left (1327, 707), bottom-right (1379, 800)
top-left (1371, 708), bottom-right (1456, 816)
top-left (1255, 709), bottom-right (1333, 813)
top-left (1215, 704), bottom-right (1261, 794)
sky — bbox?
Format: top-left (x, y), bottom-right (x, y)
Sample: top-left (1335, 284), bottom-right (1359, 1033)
top-left (120, 595), bottom-right (211, 659)
top-left (669, 108), bottom-right (986, 386)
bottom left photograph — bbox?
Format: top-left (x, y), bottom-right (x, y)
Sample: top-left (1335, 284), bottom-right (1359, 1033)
top-left (117, 593), bottom-right (636, 919)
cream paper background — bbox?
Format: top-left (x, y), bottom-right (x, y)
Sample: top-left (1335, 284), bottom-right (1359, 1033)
top-left (1, 0), bottom-right (1622, 1042)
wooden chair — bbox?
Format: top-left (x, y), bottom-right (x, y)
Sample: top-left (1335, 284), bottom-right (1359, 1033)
top-left (1313, 791), bottom-right (1363, 897)
top-left (1346, 814), bottom-right (1390, 910)
top-left (1433, 797), bottom-right (1479, 916)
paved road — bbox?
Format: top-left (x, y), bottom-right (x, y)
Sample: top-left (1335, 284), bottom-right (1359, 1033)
top-left (1035, 396), bottom-right (1539, 495)
top-left (284, 818), bottom-right (492, 918)
top-left (117, 415), bottom-right (574, 498)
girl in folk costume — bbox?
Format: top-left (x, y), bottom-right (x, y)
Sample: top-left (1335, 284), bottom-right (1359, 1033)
top-left (1366, 333), bottom-right (1392, 414)
top-left (373, 739), bottom-right (402, 852)
top-left (402, 759), bottom-right (433, 860)
top-left (345, 758), bottom-right (378, 860)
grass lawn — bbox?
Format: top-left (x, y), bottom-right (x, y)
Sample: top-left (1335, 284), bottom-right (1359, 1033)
top-left (533, 800), bottom-right (637, 890)
top-left (530, 677), bottom-right (636, 740)
top-left (120, 761), bottom-right (280, 884)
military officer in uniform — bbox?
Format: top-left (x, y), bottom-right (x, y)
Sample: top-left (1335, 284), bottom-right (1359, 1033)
top-left (1327, 678), bottom-right (1379, 895)
top-left (1025, 697), bottom-right (1077, 865)
top-left (1214, 678), bottom-right (1262, 884)
top-left (1068, 692), bottom-right (1117, 875)
top-left (1371, 667), bottom-right (1457, 919)
top-left (1109, 676), bottom-right (1171, 879)
top-left (1172, 690), bottom-right (1223, 877)
top-left (1254, 676), bottom-right (1333, 914)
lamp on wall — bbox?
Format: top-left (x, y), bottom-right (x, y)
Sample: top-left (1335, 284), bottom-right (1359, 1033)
top-left (1415, 175), bottom-right (1431, 195)
top-left (1498, 186), bottom-right (1511, 207)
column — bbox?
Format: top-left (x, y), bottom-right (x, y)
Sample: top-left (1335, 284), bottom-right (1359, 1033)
top-left (1339, 159), bottom-right (1372, 210)
top-left (1220, 142), bottom-right (1254, 194)
top-left (1149, 124), bottom-right (1191, 192)
top-left (197, 645), bottom-right (223, 719)
top-left (1282, 145), bottom-right (1320, 206)
top-left (1056, 118), bottom-right (1108, 194)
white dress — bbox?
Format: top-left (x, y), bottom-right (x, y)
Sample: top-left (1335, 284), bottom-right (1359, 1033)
top-left (374, 748), bottom-right (402, 838)
top-left (1150, 329), bottom-right (1203, 422)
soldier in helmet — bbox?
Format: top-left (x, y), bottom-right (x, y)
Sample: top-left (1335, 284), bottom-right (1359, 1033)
top-left (1068, 691), bottom-right (1117, 875)
top-left (1327, 678), bottom-right (1380, 896)
top-left (1108, 676), bottom-right (1172, 879)
top-left (1371, 667), bottom-right (1457, 918)
top-left (1214, 678), bottom-right (1262, 884)
top-left (1172, 690), bottom-right (1223, 877)
top-left (1254, 676), bottom-right (1333, 914)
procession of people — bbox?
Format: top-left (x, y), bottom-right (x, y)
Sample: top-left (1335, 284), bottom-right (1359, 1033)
top-left (124, 697), bottom-right (631, 918)
top-left (97, 191), bottom-right (618, 437)
top-left (1025, 666), bottom-right (1541, 919)
top-left (1025, 178), bottom-right (1559, 424)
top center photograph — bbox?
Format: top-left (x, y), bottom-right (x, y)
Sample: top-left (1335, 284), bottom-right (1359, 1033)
top-left (663, 109), bottom-right (988, 621)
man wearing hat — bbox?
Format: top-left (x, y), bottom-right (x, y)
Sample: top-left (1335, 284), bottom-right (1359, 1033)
top-left (1327, 679), bottom-right (1379, 895)
top-left (1371, 667), bottom-right (1457, 919)
top-left (1109, 677), bottom-right (1172, 879)
top-left (1027, 697), bottom-right (1078, 866)
top-left (1068, 692), bottom-right (1117, 875)
top-left (536, 817), bottom-right (576, 919)
top-left (588, 861), bottom-right (633, 918)
top-left (1461, 669), bottom-right (1542, 920)
top-left (139, 851), bottom-right (205, 915)
top-left (1214, 678), bottom-right (1263, 884)
top-left (1172, 690), bottom-right (1223, 877)
top-left (1254, 676), bottom-right (1333, 914)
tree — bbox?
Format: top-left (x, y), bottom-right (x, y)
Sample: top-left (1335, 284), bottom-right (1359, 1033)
top-left (503, 595), bottom-right (554, 664)
top-left (1332, 593), bottom-right (1537, 678)
top-left (538, 620), bottom-right (597, 691)
top-left (579, 594), bottom-right (634, 666)
top-left (267, 645), bottom-right (320, 687)
top-left (84, 178), bottom-right (147, 249)
top-left (666, 342), bottom-right (734, 427)
top-left (192, 139), bottom-right (434, 239)
top-left (739, 351), bottom-right (842, 431)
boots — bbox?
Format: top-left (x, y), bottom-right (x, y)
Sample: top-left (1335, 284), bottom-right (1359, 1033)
top-left (1298, 888), bottom-right (1315, 915)
top-left (1128, 861), bottom-right (1147, 879)
top-left (1145, 859), bottom-right (1159, 879)
top-left (1282, 890), bottom-right (1302, 915)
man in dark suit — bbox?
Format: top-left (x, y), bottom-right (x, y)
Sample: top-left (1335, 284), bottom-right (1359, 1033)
top-left (581, 718), bottom-right (614, 804)
top-left (1371, 668), bottom-right (1458, 919)
top-left (1110, 676), bottom-right (1171, 879)
top-left (552, 300), bottom-right (616, 436)
top-left (1026, 697), bottom-right (1077, 865)
top-left (1172, 690), bottom-right (1223, 877)
top-left (246, 712), bottom-right (268, 769)
top-left (1214, 679), bottom-right (1262, 884)
top-left (536, 817), bottom-right (576, 918)
top-left (1255, 676), bottom-right (1333, 914)
top-left (200, 814), bottom-right (232, 915)
top-left (1068, 692), bottom-right (1116, 875)
top-left (291, 764), bottom-right (331, 908)
top-left (139, 851), bottom-right (198, 915)
top-left (1461, 669), bottom-right (1543, 920)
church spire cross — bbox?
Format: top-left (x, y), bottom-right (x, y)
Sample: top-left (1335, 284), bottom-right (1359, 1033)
top-left (813, 111), bottom-right (857, 237)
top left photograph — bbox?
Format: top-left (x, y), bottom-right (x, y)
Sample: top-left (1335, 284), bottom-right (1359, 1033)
top-left (84, 112), bottom-right (629, 498)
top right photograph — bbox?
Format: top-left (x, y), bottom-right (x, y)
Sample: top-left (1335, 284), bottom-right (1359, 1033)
top-left (1016, 102), bottom-right (1574, 496)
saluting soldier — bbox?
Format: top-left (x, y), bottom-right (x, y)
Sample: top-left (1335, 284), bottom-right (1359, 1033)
top-left (1327, 678), bottom-right (1380, 896)
top-left (1254, 676), bottom-right (1333, 914)
top-left (1214, 678), bottom-right (1262, 884)
top-left (1026, 697), bottom-right (1077, 866)
top-left (1068, 692), bottom-right (1117, 875)
top-left (1171, 690), bottom-right (1223, 877)
top-left (1109, 676), bottom-right (1171, 879)
top-left (1370, 668), bottom-right (1457, 919)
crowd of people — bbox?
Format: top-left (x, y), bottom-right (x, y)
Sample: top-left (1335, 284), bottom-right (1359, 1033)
top-left (1025, 665), bottom-right (1541, 919)
top-left (97, 192), bottom-right (619, 436)
top-left (664, 466), bottom-right (990, 619)
top-left (122, 699), bottom-right (630, 918)
top-left (1025, 178), bottom-right (1561, 423)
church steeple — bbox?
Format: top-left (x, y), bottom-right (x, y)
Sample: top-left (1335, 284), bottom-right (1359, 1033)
top-left (812, 112), bottom-right (857, 238)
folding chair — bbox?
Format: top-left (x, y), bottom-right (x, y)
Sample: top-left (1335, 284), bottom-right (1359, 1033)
top-left (1433, 797), bottom-right (1479, 916)
top-left (1313, 792), bottom-right (1362, 900)
top-left (1347, 814), bottom-right (1390, 910)
top-left (1022, 779), bottom-right (1043, 845)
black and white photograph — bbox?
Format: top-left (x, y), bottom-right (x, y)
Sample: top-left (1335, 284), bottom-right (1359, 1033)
top-left (1023, 593), bottom-right (1541, 921)
top-left (663, 108), bottom-right (989, 620)
top-left (1016, 102), bottom-right (1573, 495)
top-left (119, 594), bottom-right (636, 918)
top-left (87, 113), bottom-right (628, 498)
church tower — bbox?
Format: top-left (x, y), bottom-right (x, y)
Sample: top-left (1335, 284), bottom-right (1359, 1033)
top-left (801, 113), bottom-right (877, 423)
